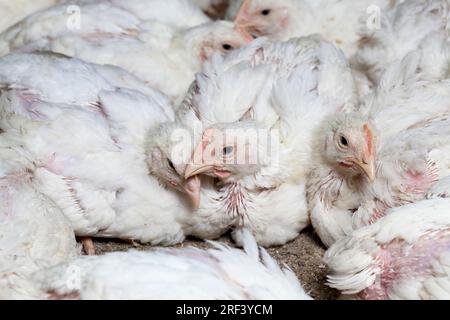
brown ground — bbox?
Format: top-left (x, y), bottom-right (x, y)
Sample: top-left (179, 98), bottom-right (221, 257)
top-left (88, 227), bottom-right (339, 300)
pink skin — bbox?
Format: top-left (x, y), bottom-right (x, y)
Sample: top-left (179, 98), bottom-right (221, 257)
top-left (404, 167), bottom-right (439, 195)
top-left (366, 163), bottom-right (440, 225)
top-left (220, 183), bottom-right (247, 217)
top-left (39, 154), bottom-right (87, 213)
top-left (368, 200), bottom-right (389, 225)
top-left (359, 230), bottom-right (450, 300)
top-left (12, 89), bottom-right (45, 120)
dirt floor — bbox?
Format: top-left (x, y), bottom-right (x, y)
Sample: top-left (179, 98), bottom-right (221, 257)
top-left (89, 227), bottom-right (340, 300)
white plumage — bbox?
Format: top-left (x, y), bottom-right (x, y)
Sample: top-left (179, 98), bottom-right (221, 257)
top-left (307, 50), bottom-right (450, 247)
top-left (0, 133), bottom-right (78, 299)
top-left (233, 0), bottom-right (396, 57)
top-left (0, 0), bottom-right (58, 32)
top-left (60, 0), bottom-right (212, 30)
top-left (31, 230), bottom-right (311, 300)
top-left (0, 53), bottom-right (233, 249)
top-left (175, 35), bottom-right (359, 246)
top-left (2, 0), bottom-right (449, 301)
top-left (325, 198), bottom-right (450, 300)
top-left (0, 0), bottom-right (251, 103)
top-left (353, 0), bottom-right (450, 85)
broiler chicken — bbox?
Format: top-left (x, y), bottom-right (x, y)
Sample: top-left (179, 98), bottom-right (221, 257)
top-left (0, 0), bottom-right (252, 103)
top-left (353, 0), bottom-right (450, 85)
top-left (168, 35), bottom-right (360, 246)
top-left (0, 132), bottom-right (78, 299)
top-left (62, 0), bottom-right (211, 30)
top-left (30, 230), bottom-right (311, 300)
top-left (232, 0), bottom-right (397, 57)
top-left (307, 51), bottom-right (450, 247)
top-left (325, 198), bottom-right (450, 300)
top-left (0, 52), bottom-right (238, 254)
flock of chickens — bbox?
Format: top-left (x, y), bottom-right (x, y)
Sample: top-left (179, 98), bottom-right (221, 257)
top-left (0, 0), bottom-right (450, 300)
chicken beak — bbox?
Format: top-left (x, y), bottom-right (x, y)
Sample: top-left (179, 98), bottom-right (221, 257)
top-left (184, 164), bottom-right (214, 179)
top-left (184, 176), bottom-right (201, 209)
top-left (185, 131), bottom-right (214, 179)
top-left (359, 125), bottom-right (376, 182)
top-left (356, 158), bottom-right (376, 182)
top-left (236, 26), bottom-right (255, 43)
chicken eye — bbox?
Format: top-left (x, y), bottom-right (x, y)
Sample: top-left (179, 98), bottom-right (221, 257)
top-left (168, 159), bottom-right (175, 171)
top-left (222, 43), bottom-right (233, 51)
top-left (222, 146), bottom-right (234, 155)
top-left (339, 136), bottom-right (349, 147)
top-left (261, 9), bottom-right (271, 16)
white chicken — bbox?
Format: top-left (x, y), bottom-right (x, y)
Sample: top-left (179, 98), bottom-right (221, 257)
top-left (0, 0), bottom-right (58, 32)
top-left (353, 0), bottom-right (450, 85)
top-left (307, 51), bottom-right (450, 247)
top-left (0, 52), bottom-right (238, 254)
top-left (30, 230), bottom-right (311, 300)
top-left (325, 198), bottom-right (450, 300)
top-left (61, 0), bottom-right (211, 30)
top-left (170, 35), bottom-right (360, 246)
top-left (0, 132), bottom-right (78, 299)
top-left (232, 0), bottom-right (397, 57)
top-left (0, 0), bottom-right (252, 103)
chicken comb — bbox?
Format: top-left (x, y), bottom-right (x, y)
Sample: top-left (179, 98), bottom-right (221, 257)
top-left (234, 0), bottom-right (252, 25)
top-left (363, 124), bottom-right (373, 157)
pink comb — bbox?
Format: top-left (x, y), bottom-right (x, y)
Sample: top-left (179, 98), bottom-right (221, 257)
top-left (234, 0), bottom-right (254, 43)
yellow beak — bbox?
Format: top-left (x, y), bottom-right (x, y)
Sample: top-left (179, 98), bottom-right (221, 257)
top-left (356, 159), bottom-right (376, 182)
top-left (185, 164), bottom-right (214, 180)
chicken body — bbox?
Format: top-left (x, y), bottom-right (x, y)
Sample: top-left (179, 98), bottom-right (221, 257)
top-left (174, 35), bottom-right (359, 246)
top-left (31, 230), bottom-right (311, 300)
top-left (0, 0), bottom-right (250, 103)
top-left (0, 53), bottom-right (232, 247)
top-left (308, 51), bottom-right (450, 247)
top-left (0, 133), bottom-right (78, 299)
top-left (325, 198), bottom-right (450, 300)
top-left (0, 0), bottom-right (58, 32)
